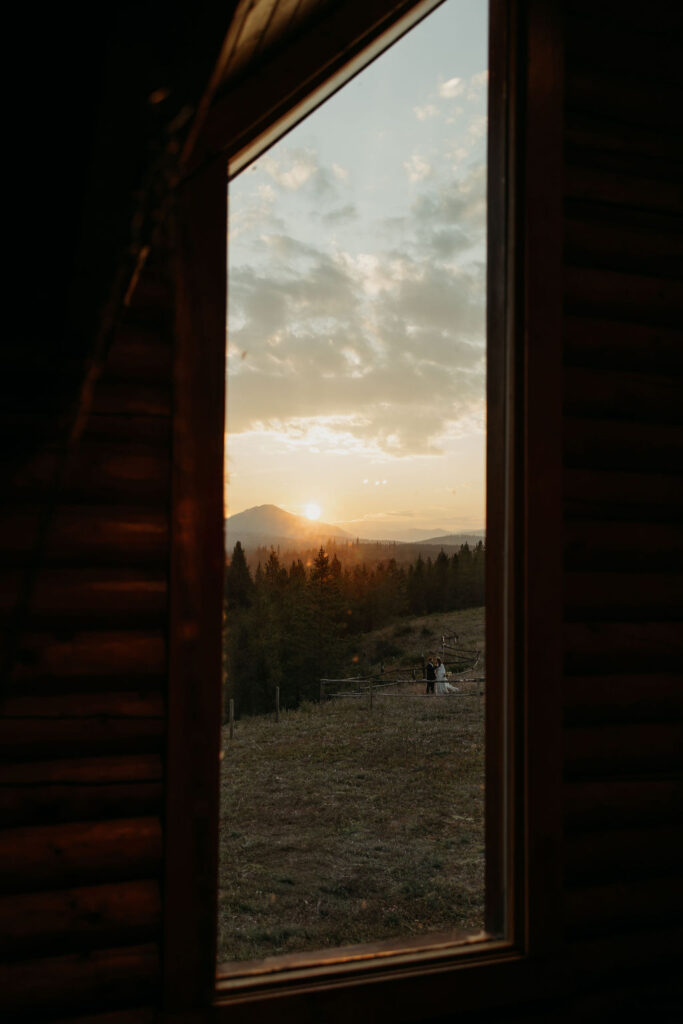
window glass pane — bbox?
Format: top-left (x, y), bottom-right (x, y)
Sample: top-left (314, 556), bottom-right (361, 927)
top-left (221, 0), bottom-right (488, 970)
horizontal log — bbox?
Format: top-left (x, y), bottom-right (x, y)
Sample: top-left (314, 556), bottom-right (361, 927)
top-left (564, 418), bottom-right (683, 476)
top-left (563, 673), bottom-right (683, 725)
top-left (124, 272), bottom-right (171, 318)
top-left (564, 267), bottom-right (682, 325)
top-left (568, 923), bottom-right (683, 981)
top-left (563, 315), bottom-right (683, 373)
top-left (564, 206), bottom-right (683, 279)
top-left (565, 67), bottom-right (683, 129)
top-left (0, 781), bottom-right (164, 827)
top-left (564, 520), bottom-right (683, 572)
top-left (0, 505), bottom-right (169, 566)
top-left (564, 468), bottom-right (683, 521)
top-left (7, 630), bottom-right (166, 683)
top-left (51, 1009), bottom-right (158, 1024)
top-left (0, 715), bottom-right (165, 759)
top-left (1, 692), bottom-right (164, 719)
top-left (0, 817), bottom-right (162, 893)
top-left (565, 875), bottom-right (683, 939)
top-left (0, 568), bottom-right (167, 624)
top-left (5, 444), bottom-right (170, 503)
top-left (0, 880), bottom-right (161, 958)
top-left (90, 380), bottom-right (172, 419)
top-left (565, 113), bottom-right (683, 172)
top-left (565, 12), bottom-right (681, 84)
top-left (564, 573), bottom-right (683, 621)
top-left (104, 329), bottom-right (172, 381)
top-left (0, 754), bottom-right (163, 785)
top-left (563, 369), bottom-right (683, 427)
top-left (564, 164), bottom-right (682, 214)
top-left (565, 824), bottom-right (683, 886)
top-left (0, 942), bottom-right (160, 1014)
top-left (564, 621), bottom-right (683, 673)
top-left (564, 778), bottom-right (683, 831)
top-left (2, 412), bottom-right (170, 449)
top-left (564, 722), bottom-right (682, 778)
top-left (0, 756), bottom-right (163, 823)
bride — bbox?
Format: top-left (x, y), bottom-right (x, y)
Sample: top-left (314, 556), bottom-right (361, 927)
top-left (435, 657), bottom-right (459, 695)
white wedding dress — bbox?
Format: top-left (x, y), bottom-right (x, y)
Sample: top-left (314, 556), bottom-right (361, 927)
top-left (435, 664), bottom-right (459, 694)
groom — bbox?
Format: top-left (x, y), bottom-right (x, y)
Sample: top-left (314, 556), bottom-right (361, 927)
top-left (425, 657), bottom-right (436, 694)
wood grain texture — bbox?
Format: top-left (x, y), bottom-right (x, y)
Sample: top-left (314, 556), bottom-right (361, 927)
top-left (0, 715), bottom-right (164, 759)
top-left (564, 824), bottom-right (683, 885)
top-left (0, 506), bottom-right (169, 567)
top-left (0, 817), bottom-right (162, 894)
top-left (7, 630), bottom-right (166, 684)
top-left (564, 722), bottom-right (682, 779)
top-left (0, 942), bottom-right (160, 1015)
top-left (563, 315), bottom-right (683, 373)
top-left (164, 157), bottom-right (226, 1009)
top-left (565, 876), bottom-right (683, 938)
top-left (0, 880), bottom-right (161, 958)
top-left (562, 673), bottom-right (683, 725)
top-left (564, 777), bottom-right (683, 831)
top-left (564, 519), bottom-right (683, 572)
top-left (0, 568), bottom-right (167, 624)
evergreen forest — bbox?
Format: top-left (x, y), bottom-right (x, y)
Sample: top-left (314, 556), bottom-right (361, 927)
top-left (223, 540), bottom-right (485, 717)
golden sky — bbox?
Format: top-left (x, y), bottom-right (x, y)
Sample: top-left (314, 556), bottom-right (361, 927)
top-left (226, 0), bottom-right (488, 540)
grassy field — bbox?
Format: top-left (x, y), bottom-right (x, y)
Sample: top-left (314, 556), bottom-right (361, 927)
top-left (217, 606), bottom-right (485, 966)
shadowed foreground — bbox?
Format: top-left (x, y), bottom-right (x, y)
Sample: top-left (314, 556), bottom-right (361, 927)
top-left (217, 678), bottom-right (485, 964)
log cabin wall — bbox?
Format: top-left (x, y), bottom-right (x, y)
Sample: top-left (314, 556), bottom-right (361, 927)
top-left (1, 0), bottom-right (682, 1020)
top-left (560, 0), bottom-right (683, 1014)
top-left (0, 263), bottom-right (173, 1019)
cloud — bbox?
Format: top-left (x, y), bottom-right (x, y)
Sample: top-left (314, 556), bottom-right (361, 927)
top-left (322, 203), bottom-right (358, 225)
top-left (260, 147), bottom-right (335, 197)
top-left (404, 154), bottom-right (432, 182)
top-left (227, 154), bottom-right (486, 458)
top-left (467, 70), bottom-right (488, 99)
top-left (439, 76), bottom-right (464, 98)
top-left (414, 103), bottom-right (439, 121)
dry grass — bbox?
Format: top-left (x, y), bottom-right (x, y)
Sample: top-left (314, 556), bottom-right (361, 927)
top-left (217, 607), bottom-right (485, 965)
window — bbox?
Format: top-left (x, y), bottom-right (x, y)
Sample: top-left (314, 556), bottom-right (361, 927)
top-left (221, 0), bottom-right (489, 973)
top-left (165, 0), bottom-right (564, 1016)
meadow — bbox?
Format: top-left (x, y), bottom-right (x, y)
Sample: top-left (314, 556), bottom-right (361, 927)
top-left (217, 607), bottom-right (485, 967)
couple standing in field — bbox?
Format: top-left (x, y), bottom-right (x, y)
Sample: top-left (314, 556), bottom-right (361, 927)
top-left (425, 657), bottom-right (459, 695)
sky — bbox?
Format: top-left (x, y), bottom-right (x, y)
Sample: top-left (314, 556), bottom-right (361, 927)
top-left (226, 0), bottom-right (488, 540)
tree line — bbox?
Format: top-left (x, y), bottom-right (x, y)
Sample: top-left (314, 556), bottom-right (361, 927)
top-left (223, 540), bottom-right (485, 717)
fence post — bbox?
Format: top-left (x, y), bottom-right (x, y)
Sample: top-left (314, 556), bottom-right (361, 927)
top-left (369, 680), bottom-right (373, 712)
top-left (229, 698), bottom-right (234, 740)
top-left (319, 679), bottom-right (323, 703)
top-left (275, 686), bottom-right (280, 722)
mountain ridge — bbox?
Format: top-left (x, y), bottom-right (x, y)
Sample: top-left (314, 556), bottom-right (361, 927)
top-left (225, 504), bottom-right (351, 548)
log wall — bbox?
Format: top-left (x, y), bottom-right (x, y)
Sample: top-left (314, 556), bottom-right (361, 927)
top-left (560, 0), bottom-right (683, 1011)
top-left (0, 267), bottom-right (172, 1020)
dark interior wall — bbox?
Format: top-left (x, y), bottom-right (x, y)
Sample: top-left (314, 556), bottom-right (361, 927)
top-left (1, 0), bottom-right (682, 1019)
top-left (5, 2), bottom-right (235, 470)
top-left (559, 0), bottom-right (683, 1011)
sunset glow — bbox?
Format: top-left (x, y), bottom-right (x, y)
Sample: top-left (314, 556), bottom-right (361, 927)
top-left (226, 0), bottom-right (488, 541)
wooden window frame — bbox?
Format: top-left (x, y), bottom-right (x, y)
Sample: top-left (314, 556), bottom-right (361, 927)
top-left (164, 0), bottom-right (565, 1017)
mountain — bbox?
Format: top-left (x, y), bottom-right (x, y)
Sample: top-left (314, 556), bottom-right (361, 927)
top-left (225, 504), bottom-right (351, 549)
top-left (420, 531), bottom-right (486, 546)
top-left (396, 527), bottom-right (451, 542)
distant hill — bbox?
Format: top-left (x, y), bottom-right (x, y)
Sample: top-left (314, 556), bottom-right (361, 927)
top-left (226, 504), bottom-right (351, 550)
top-left (420, 532), bottom-right (486, 547)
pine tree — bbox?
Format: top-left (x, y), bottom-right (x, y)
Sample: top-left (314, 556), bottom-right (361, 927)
top-left (224, 541), bottom-right (254, 610)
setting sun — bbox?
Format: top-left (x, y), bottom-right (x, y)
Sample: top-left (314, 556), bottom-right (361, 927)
top-left (304, 503), bottom-right (321, 521)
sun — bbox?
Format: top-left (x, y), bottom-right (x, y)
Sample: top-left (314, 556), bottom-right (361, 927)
top-left (304, 503), bottom-right (322, 521)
